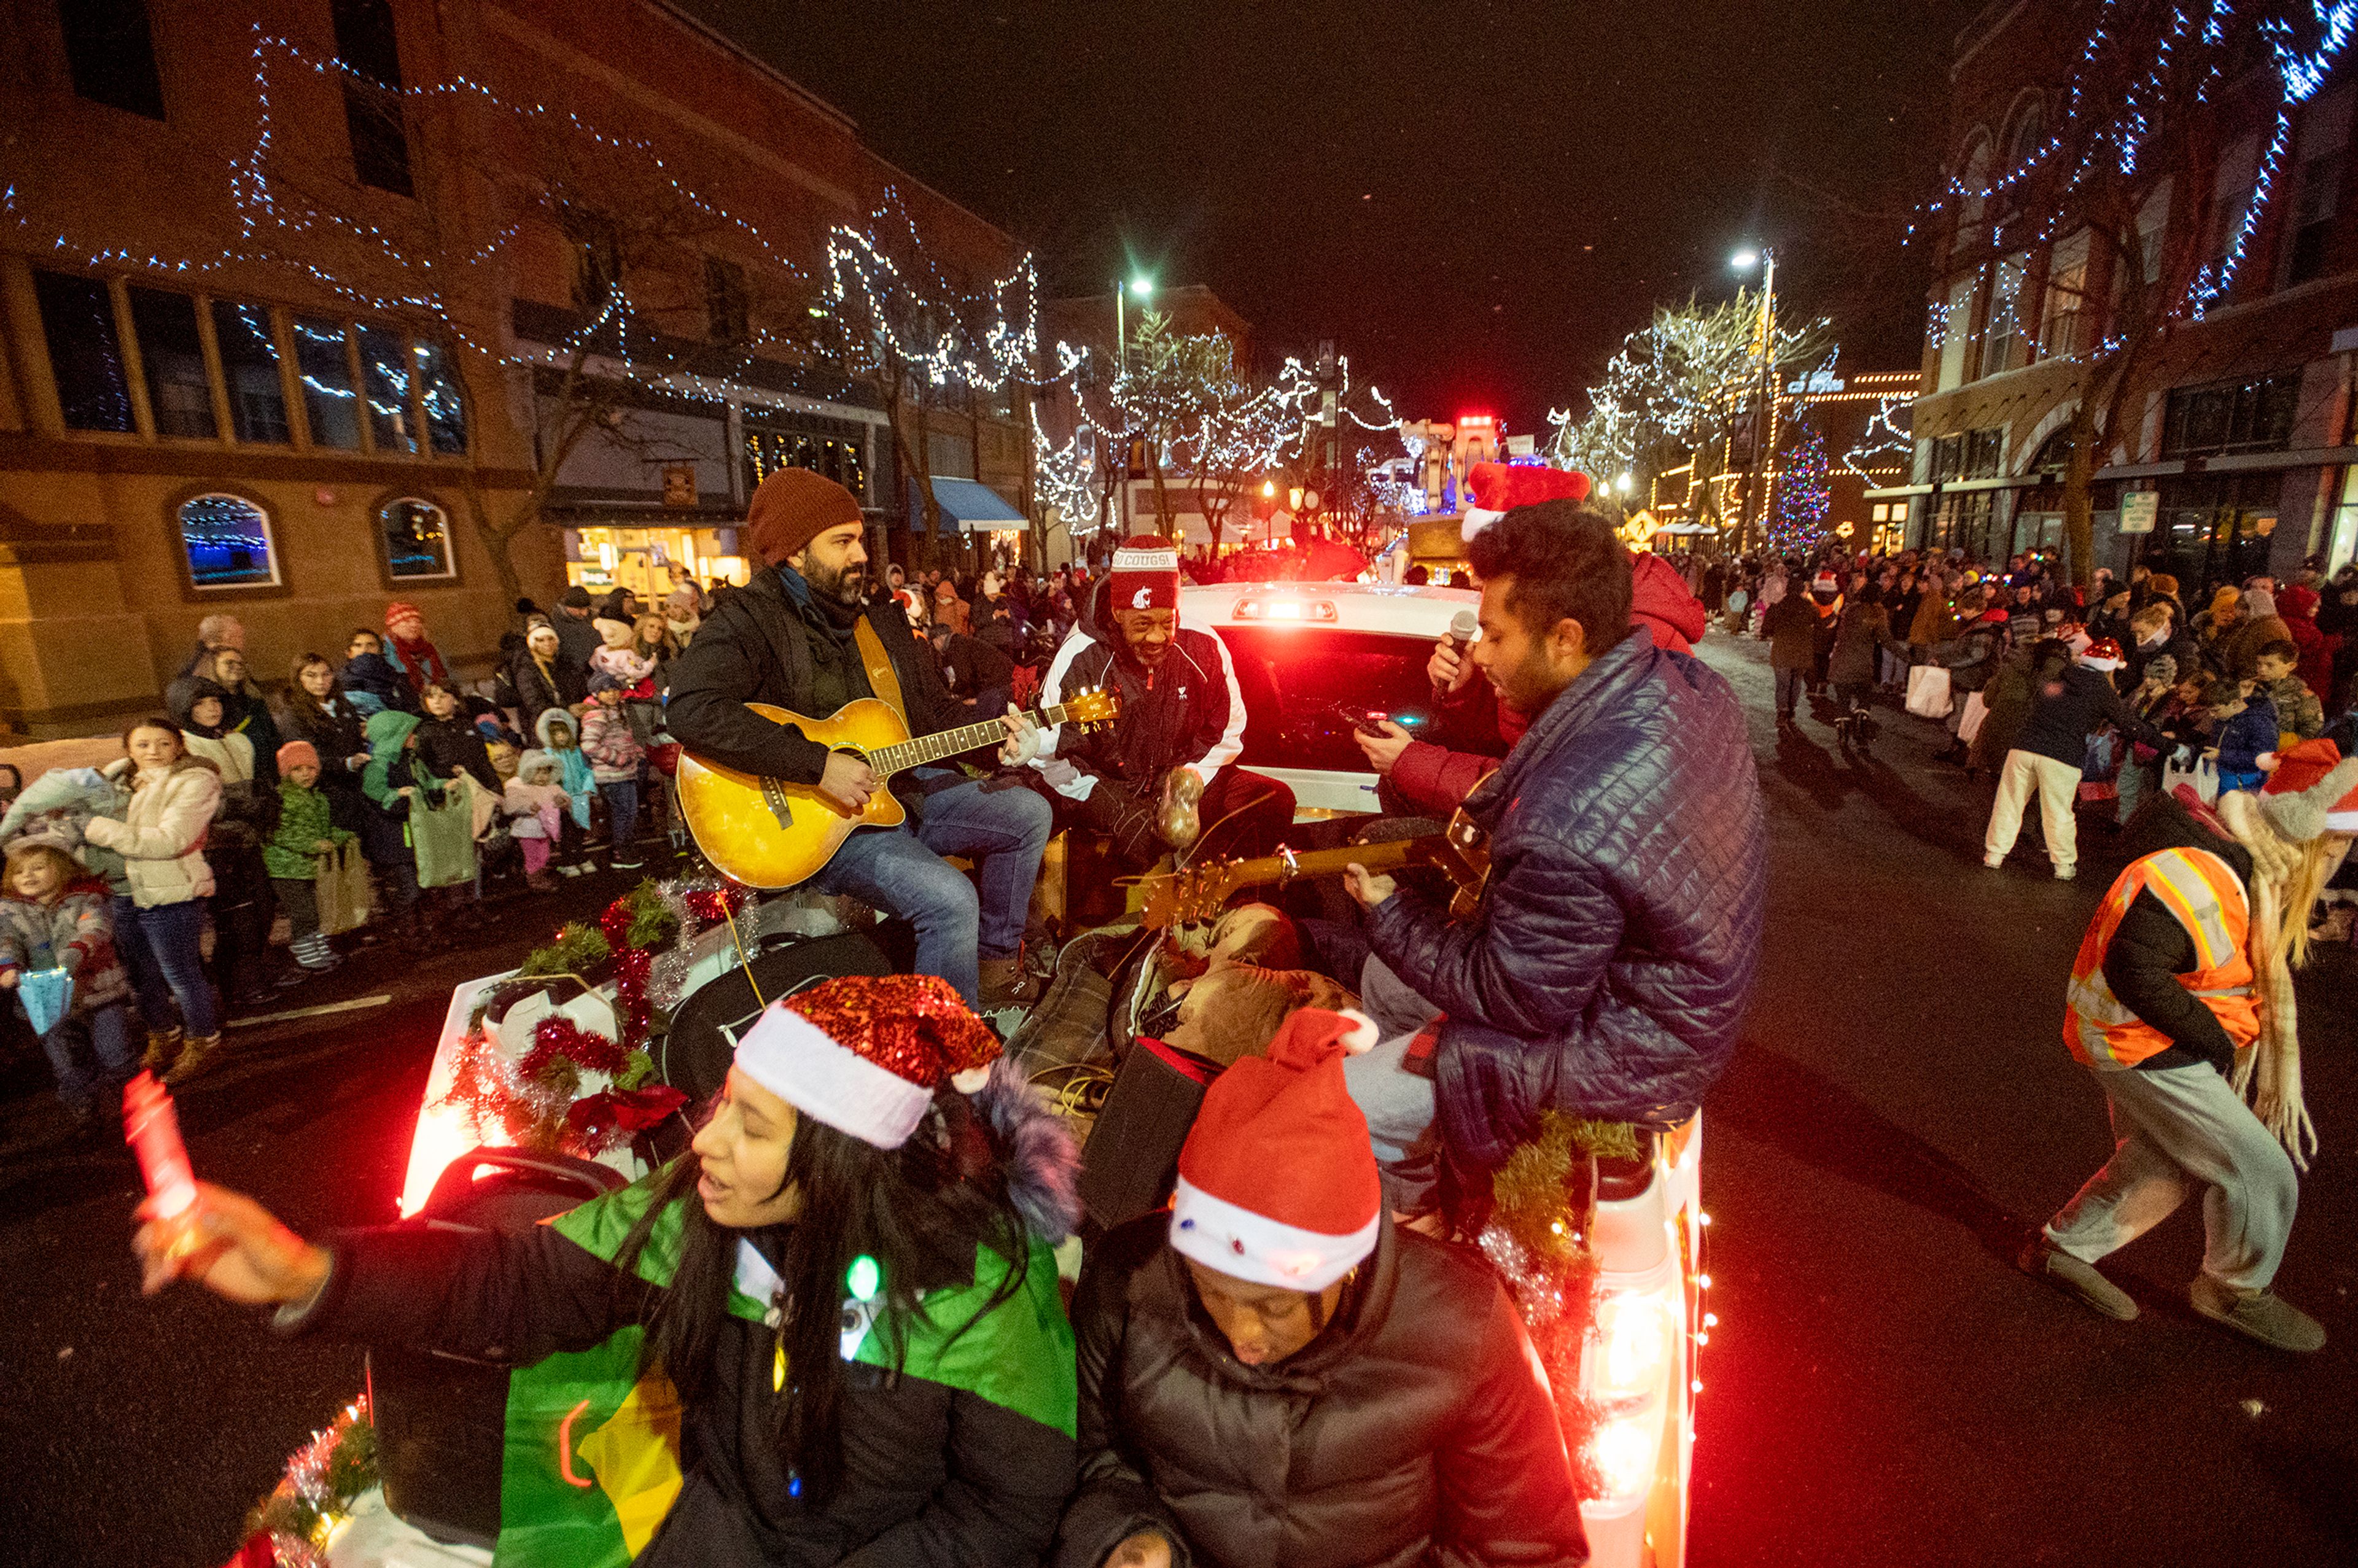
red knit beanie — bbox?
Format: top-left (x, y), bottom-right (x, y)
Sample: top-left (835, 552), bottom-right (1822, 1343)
top-left (1169, 1007), bottom-right (1382, 1291)
top-left (1108, 534), bottom-right (1180, 612)
top-left (746, 468), bottom-right (864, 568)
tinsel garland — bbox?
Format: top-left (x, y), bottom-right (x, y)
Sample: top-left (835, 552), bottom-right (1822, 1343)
top-left (238, 1395), bottom-right (376, 1567)
top-left (1476, 1111), bottom-right (1639, 1501)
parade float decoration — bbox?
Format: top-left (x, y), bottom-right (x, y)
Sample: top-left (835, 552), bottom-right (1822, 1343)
top-left (235, 1399), bottom-right (379, 1568)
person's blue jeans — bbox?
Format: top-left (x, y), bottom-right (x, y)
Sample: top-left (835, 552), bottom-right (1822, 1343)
top-left (1775, 667), bottom-right (1805, 717)
top-left (814, 770), bottom-right (1051, 1005)
top-left (39, 1000), bottom-right (134, 1116)
top-left (112, 895), bottom-right (221, 1038)
top-left (602, 780), bottom-right (640, 852)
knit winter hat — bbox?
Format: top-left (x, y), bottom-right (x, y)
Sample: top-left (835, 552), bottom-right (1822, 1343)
top-left (2210, 586), bottom-right (2243, 615)
top-left (2144, 654), bottom-right (2179, 686)
top-left (2259, 740), bottom-right (2358, 838)
top-left (593, 617), bottom-right (635, 650)
top-left (745, 467), bottom-right (863, 567)
top-left (1169, 1007), bottom-right (1383, 1292)
top-left (275, 740), bottom-right (319, 774)
top-left (586, 671), bottom-right (628, 695)
top-left (561, 586), bottom-right (594, 609)
top-left (1108, 534), bottom-right (1181, 612)
top-left (730, 974), bottom-right (1003, 1149)
top-left (386, 601), bottom-right (423, 632)
top-left (1460, 460), bottom-right (1592, 541)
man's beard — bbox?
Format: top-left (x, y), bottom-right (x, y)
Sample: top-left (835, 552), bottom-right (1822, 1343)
top-left (804, 558), bottom-right (866, 607)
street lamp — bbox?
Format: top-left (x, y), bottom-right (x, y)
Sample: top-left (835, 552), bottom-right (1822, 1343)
top-left (1730, 246), bottom-right (1779, 554)
top-left (1114, 276), bottom-right (1154, 537)
top-left (1616, 472), bottom-right (1635, 495)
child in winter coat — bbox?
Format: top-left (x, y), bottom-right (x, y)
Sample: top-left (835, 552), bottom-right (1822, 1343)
top-left (416, 682), bottom-right (502, 792)
top-left (264, 742), bottom-right (358, 972)
top-left (0, 840), bottom-right (135, 1130)
top-left (170, 676), bottom-right (284, 1006)
top-left (2209, 678), bottom-right (2282, 795)
top-left (2252, 642), bottom-right (2325, 744)
top-left (589, 618), bottom-right (656, 690)
top-left (337, 651), bottom-right (418, 718)
top-left (504, 750), bottom-right (572, 892)
top-left (579, 674), bottom-right (648, 871)
top-left (359, 709), bottom-right (445, 951)
top-left (533, 707), bottom-right (596, 871)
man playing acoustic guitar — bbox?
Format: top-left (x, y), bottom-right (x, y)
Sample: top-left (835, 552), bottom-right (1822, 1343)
top-left (666, 468), bottom-right (1051, 1009)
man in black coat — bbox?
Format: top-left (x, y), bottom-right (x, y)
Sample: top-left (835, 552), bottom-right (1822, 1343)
top-left (1343, 503), bottom-right (1767, 1194)
top-left (1031, 535), bottom-right (1293, 871)
top-left (551, 584), bottom-right (603, 673)
top-left (1056, 1009), bottom-right (1585, 1568)
top-left (664, 468), bottom-right (1051, 1008)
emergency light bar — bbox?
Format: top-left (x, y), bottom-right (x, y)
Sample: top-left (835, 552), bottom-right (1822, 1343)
top-left (1232, 597), bottom-right (1338, 623)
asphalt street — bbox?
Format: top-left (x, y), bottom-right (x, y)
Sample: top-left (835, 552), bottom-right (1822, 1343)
top-left (2, 636), bottom-right (2354, 1566)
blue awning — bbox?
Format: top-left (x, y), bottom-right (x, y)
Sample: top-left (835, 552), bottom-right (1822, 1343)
top-left (930, 477), bottom-right (1027, 532)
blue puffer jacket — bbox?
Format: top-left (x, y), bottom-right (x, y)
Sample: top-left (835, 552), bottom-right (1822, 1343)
top-left (1365, 629), bottom-right (1767, 1167)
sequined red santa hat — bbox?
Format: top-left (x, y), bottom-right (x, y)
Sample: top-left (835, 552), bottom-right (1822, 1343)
top-left (1170, 1007), bottom-right (1383, 1292)
top-left (731, 974), bottom-right (1002, 1149)
top-left (2259, 739), bottom-right (2358, 837)
top-left (1460, 461), bottom-right (1592, 542)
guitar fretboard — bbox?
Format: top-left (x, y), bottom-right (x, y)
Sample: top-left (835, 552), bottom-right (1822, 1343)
top-left (867, 702), bottom-right (1081, 777)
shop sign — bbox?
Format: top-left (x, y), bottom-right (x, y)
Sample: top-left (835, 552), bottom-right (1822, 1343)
top-left (2118, 492), bottom-right (2158, 534)
top-left (663, 464), bottom-right (698, 508)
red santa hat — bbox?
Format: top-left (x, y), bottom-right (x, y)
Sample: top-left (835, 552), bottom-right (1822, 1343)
top-left (2260, 739), bottom-right (2358, 837)
top-left (2079, 638), bottom-right (2125, 672)
top-left (730, 974), bottom-right (1002, 1150)
top-left (1169, 1007), bottom-right (1383, 1292)
top-left (1108, 534), bottom-right (1180, 611)
top-left (1460, 461), bottom-right (1593, 542)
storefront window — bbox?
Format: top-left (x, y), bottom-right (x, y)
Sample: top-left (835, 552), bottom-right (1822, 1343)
top-left (211, 301), bottom-right (290, 443)
top-left (34, 271), bottom-right (135, 433)
top-left (2160, 375), bottom-right (2300, 457)
top-left (380, 497), bottom-right (453, 579)
top-left (128, 286), bottom-right (216, 438)
top-left (176, 493), bottom-right (279, 589)
top-left (2325, 466), bottom-right (2358, 575)
top-left (2152, 472), bottom-right (2279, 586)
top-left (744, 421), bottom-right (869, 500)
top-left (294, 317), bottom-right (361, 449)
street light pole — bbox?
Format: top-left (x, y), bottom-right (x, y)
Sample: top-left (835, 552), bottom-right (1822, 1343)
top-left (1113, 277), bottom-right (1152, 540)
top-left (1733, 247), bottom-right (1777, 556)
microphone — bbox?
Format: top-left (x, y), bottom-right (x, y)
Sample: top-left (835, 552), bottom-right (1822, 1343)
top-left (1433, 609), bottom-right (1479, 704)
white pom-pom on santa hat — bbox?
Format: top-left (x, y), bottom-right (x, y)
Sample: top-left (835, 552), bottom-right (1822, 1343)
top-left (1336, 1009), bottom-right (1379, 1055)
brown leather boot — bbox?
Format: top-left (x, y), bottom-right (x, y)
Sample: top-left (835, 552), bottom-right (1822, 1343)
top-left (142, 1027), bottom-right (183, 1073)
top-left (164, 1032), bottom-right (220, 1085)
top-left (978, 957), bottom-right (1040, 1011)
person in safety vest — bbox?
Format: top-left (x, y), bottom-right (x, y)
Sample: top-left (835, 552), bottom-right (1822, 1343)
top-left (2020, 742), bottom-right (2358, 1353)
top-left (134, 975), bottom-right (1083, 1567)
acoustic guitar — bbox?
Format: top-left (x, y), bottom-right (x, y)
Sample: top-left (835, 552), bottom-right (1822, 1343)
top-left (677, 689), bottom-right (1120, 889)
top-left (1139, 807), bottom-right (1492, 929)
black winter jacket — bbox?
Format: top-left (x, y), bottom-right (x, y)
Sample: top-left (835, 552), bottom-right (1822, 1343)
top-left (1033, 580), bottom-right (1246, 804)
top-left (1053, 1216), bottom-right (1586, 1568)
top-left (509, 648), bottom-right (588, 734)
top-left (1366, 629), bottom-right (1766, 1165)
top-left (279, 1204), bottom-right (1075, 1568)
top-left (416, 713), bottom-right (500, 793)
top-left (666, 566), bottom-right (982, 810)
top-left (2010, 662), bottom-right (2166, 770)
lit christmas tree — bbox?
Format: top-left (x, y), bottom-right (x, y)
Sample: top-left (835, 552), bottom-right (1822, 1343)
top-left (1770, 424), bottom-right (1831, 556)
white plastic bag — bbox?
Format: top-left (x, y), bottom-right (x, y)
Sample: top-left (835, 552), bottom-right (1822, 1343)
top-left (1956, 689), bottom-right (1990, 743)
top-left (2160, 751), bottom-right (2219, 805)
top-left (1905, 665), bottom-right (1955, 719)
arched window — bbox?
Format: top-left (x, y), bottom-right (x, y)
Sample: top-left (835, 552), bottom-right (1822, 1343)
top-left (1955, 134), bottom-right (1993, 253)
top-left (2007, 97), bottom-right (2046, 173)
top-left (379, 495), bottom-right (454, 579)
top-left (176, 492), bottom-right (279, 589)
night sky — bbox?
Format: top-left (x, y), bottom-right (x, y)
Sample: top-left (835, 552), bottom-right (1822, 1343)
top-left (677, 0), bottom-right (1986, 433)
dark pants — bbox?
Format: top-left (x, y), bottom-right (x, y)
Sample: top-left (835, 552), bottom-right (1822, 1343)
top-left (1060, 766), bottom-right (1298, 873)
top-left (273, 877), bottom-right (320, 940)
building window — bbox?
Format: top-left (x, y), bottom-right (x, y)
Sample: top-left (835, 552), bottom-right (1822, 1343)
top-left (2040, 232), bottom-right (2090, 359)
top-left (2282, 88), bottom-right (2350, 288)
top-left (1980, 255), bottom-right (2025, 378)
top-left (330, 0), bottom-right (411, 194)
top-left (2207, 133), bottom-right (2261, 272)
top-left (379, 496), bottom-right (454, 579)
top-left (33, 270), bottom-right (134, 432)
top-left (58, 0), bottom-right (165, 120)
top-left (293, 317), bottom-right (362, 449)
top-left (211, 301), bottom-right (290, 443)
top-left (744, 417), bottom-right (869, 500)
top-left (176, 492), bottom-right (279, 589)
top-left (1964, 425), bottom-right (2004, 479)
top-left (1931, 432), bottom-right (1964, 483)
top-left (2327, 465), bottom-right (2358, 575)
top-left (2160, 375), bottom-right (2301, 457)
top-left (1935, 274), bottom-right (1977, 392)
top-left (357, 324), bottom-right (414, 454)
top-left (570, 219), bottom-right (621, 315)
top-left (411, 340), bottom-right (469, 454)
top-left (705, 257), bottom-right (749, 343)
top-left (126, 286), bottom-right (216, 438)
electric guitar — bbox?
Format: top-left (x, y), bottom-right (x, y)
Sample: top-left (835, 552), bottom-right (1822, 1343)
top-left (677, 689), bottom-right (1121, 889)
top-left (1139, 808), bottom-right (1492, 930)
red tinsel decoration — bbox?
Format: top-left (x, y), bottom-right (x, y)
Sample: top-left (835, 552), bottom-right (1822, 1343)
top-left (598, 896), bottom-right (636, 951)
top-left (683, 884), bottom-right (750, 926)
top-left (612, 945), bottom-right (653, 1050)
top-left (519, 1014), bottom-right (629, 1083)
top-left (567, 1084), bottom-right (688, 1144)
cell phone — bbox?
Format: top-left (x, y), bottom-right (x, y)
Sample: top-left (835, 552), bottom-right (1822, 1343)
top-left (1328, 703), bottom-right (1391, 738)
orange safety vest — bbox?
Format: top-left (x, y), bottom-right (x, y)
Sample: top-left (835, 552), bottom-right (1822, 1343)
top-left (2064, 847), bottom-right (2258, 1069)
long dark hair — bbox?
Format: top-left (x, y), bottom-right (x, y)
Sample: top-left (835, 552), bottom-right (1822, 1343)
top-left (612, 1087), bottom-right (1032, 1501)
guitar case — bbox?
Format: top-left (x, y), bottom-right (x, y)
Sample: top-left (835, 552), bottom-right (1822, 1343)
top-left (371, 1148), bottom-right (627, 1547)
top-left (656, 923), bottom-right (915, 1108)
